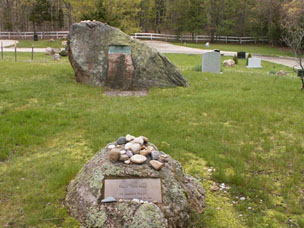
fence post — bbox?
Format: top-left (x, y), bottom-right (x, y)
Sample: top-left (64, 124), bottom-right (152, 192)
top-left (240, 37), bottom-right (242, 44)
top-left (1, 42), bottom-right (3, 60)
top-left (14, 41), bottom-right (17, 62)
top-left (9, 32), bottom-right (10, 39)
top-left (56, 32), bottom-right (58, 39)
top-left (226, 36), bottom-right (228, 43)
top-left (150, 34), bottom-right (152, 40)
top-left (196, 36), bottom-right (198, 43)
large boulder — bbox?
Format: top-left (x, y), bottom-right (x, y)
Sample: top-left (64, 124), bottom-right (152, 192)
top-left (65, 135), bottom-right (205, 228)
top-left (68, 21), bottom-right (189, 90)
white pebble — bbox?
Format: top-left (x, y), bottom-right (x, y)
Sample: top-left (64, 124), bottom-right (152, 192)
top-left (125, 142), bottom-right (133, 150)
top-left (240, 197), bottom-right (246, 201)
top-left (126, 134), bottom-right (135, 141)
top-left (124, 159), bottom-right (131, 164)
top-left (132, 199), bottom-right (140, 203)
top-left (120, 150), bottom-right (126, 155)
top-left (132, 137), bottom-right (144, 145)
top-left (108, 145), bottom-right (115, 149)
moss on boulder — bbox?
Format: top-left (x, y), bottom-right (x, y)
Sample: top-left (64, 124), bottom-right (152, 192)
top-left (65, 141), bottom-right (205, 228)
top-left (68, 21), bottom-right (189, 90)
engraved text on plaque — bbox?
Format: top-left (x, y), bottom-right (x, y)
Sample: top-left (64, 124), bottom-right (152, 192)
top-left (104, 178), bottom-right (162, 203)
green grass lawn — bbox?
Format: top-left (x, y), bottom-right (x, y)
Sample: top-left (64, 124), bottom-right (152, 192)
top-left (172, 42), bottom-right (295, 57)
top-left (0, 53), bottom-right (303, 228)
top-left (8, 39), bottom-right (65, 48)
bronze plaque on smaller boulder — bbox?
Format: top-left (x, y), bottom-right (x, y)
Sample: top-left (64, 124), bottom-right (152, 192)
top-left (104, 178), bottom-right (162, 203)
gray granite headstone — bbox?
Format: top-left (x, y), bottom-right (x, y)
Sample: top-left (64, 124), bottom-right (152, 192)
top-left (247, 58), bottom-right (262, 68)
top-left (202, 52), bottom-right (221, 74)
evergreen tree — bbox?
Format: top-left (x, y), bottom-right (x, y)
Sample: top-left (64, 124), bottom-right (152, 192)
top-left (29, 0), bottom-right (51, 32)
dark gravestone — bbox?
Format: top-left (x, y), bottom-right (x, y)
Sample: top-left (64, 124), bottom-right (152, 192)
top-left (237, 52), bottom-right (246, 59)
top-left (106, 45), bottom-right (134, 90)
top-left (214, 49), bottom-right (220, 53)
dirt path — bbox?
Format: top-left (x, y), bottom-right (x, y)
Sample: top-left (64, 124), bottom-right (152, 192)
top-left (0, 40), bottom-right (18, 47)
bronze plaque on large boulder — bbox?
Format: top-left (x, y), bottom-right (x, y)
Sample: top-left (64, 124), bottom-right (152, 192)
top-left (106, 46), bottom-right (134, 90)
top-left (68, 21), bottom-right (189, 90)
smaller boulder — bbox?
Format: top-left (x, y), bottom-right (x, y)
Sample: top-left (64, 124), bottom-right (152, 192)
top-left (277, 70), bottom-right (287, 75)
top-left (52, 54), bottom-right (61, 61)
top-left (45, 47), bottom-right (54, 55)
top-left (223, 59), bottom-right (235, 67)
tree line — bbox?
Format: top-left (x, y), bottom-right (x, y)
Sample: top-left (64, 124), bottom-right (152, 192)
top-left (0, 0), bottom-right (303, 44)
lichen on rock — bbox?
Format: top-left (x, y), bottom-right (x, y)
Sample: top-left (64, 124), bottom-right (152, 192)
top-left (68, 21), bottom-right (189, 90)
top-left (65, 136), bottom-right (205, 228)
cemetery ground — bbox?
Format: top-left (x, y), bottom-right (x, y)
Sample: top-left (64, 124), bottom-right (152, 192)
top-left (0, 52), bottom-right (304, 228)
top-left (6, 40), bottom-right (63, 49)
top-left (174, 42), bottom-right (295, 57)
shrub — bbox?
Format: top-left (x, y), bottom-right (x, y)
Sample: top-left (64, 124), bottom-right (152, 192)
top-left (233, 55), bottom-right (238, 64)
top-left (246, 53), bottom-right (252, 65)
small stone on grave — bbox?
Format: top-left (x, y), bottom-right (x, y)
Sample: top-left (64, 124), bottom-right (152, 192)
top-left (130, 154), bottom-right (147, 164)
top-left (101, 196), bottom-right (117, 203)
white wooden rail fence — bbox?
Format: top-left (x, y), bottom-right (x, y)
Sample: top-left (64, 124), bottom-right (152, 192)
top-left (0, 31), bottom-right (268, 43)
top-left (0, 31), bottom-right (69, 39)
top-left (133, 33), bottom-right (268, 44)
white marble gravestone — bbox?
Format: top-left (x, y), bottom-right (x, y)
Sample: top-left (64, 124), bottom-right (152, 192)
top-left (247, 58), bottom-right (262, 68)
top-left (202, 51), bottom-right (221, 74)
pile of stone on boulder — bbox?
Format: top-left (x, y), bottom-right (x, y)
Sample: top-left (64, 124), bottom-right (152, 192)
top-left (65, 135), bottom-right (205, 228)
top-left (108, 134), bottom-right (166, 170)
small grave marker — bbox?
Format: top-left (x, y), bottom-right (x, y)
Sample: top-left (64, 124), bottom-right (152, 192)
top-left (247, 58), bottom-right (262, 68)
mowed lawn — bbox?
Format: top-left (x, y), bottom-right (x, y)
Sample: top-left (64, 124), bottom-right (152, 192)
top-left (0, 53), bottom-right (303, 228)
top-left (8, 39), bottom-right (64, 48)
top-left (173, 42), bottom-right (295, 57)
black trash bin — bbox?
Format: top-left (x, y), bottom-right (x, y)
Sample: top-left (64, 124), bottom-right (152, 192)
top-left (297, 69), bottom-right (304, 77)
top-left (33, 34), bottom-right (38, 41)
